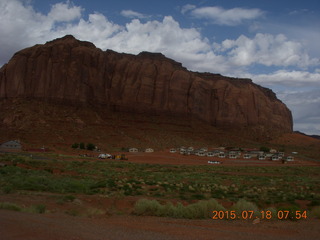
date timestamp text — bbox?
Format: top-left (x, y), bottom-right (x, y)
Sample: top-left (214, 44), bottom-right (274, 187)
top-left (212, 210), bottom-right (307, 220)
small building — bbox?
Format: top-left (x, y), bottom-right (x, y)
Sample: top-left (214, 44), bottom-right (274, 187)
top-left (193, 150), bottom-right (200, 155)
top-left (213, 150), bottom-right (220, 156)
top-left (269, 149), bottom-right (277, 153)
top-left (180, 148), bottom-right (187, 154)
top-left (129, 148), bottom-right (138, 153)
top-left (286, 156), bottom-right (294, 161)
top-left (228, 151), bottom-right (237, 159)
top-left (169, 148), bottom-right (176, 153)
top-left (198, 151), bottom-right (206, 157)
top-left (206, 152), bottom-right (214, 157)
top-left (265, 153), bottom-right (274, 158)
top-left (0, 140), bottom-right (22, 152)
top-left (200, 147), bottom-right (208, 152)
top-left (145, 148), bottom-right (154, 153)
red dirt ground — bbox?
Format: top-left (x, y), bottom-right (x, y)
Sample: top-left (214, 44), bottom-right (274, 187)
top-left (1, 209), bottom-right (320, 240)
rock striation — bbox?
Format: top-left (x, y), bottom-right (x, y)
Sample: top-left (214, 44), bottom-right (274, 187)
top-left (0, 35), bottom-right (292, 134)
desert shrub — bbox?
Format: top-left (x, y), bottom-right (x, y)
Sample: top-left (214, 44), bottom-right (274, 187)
top-left (62, 195), bottom-right (76, 202)
top-left (0, 202), bottom-right (22, 212)
top-left (134, 199), bottom-right (162, 216)
top-left (35, 204), bottom-right (46, 214)
top-left (65, 208), bottom-right (81, 216)
top-left (2, 185), bottom-right (13, 194)
top-left (0, 202), bottom-right (22, 211)
top-left (231, 199), bottom-right (260, 217)
top-left (308, 199), bottom-right (320, 207)
top-left (262, 207), bottom-right (277, 220)
top-left (134, 198), bottom-right (225, 219)
top-left (191, 194), bottom-right (206, 200)
top-left (25, 204), bottom-right (46, 214)
top-left (71, 143), bottom-right (79, 149)
top-left (277, 205), bottom-right (301, 221)
top-left (260, 146), bottom-right (270, 152)
top-left (79, 142), bottom-right (85, 149)
top-left (85, 207), bottom-right (106, 217)
top-left (106, 179), bottom-right (117, 189)
top-left (86, 143), bottom-right (95, 151)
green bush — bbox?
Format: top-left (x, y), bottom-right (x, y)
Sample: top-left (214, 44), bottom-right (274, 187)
top-left (79, 143), bottom-right (85, 149)
top-left (260, 146), bottom-right (270, 152)
top-left (25, 204), bottom-right (46, 214)
top-left (134, 199), bottom-right (162, 216)
top-left (86, 143), bottom-right (95, 151)
top-left (277, 205), bottom-right (301, 221)
top-left (62, 195), bottom-right (76, 202)
top-left (0, 202), bottom-right (22, 211)
top-left (134, 198), bottom-right (225, 219)
top-left (2, 185), bottom-right (13, 194)
top-left (231, 199), bottom-right (260, 217)
top-left (308, 199), bottom-right (320, 207)
top-left (262, 207), bottom-right (277, 220)
top-left (71, 143), bottom-right (79, 149)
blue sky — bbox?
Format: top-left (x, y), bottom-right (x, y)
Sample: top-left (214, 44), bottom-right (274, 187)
top-left (1, 0), bottom-right (320, 135)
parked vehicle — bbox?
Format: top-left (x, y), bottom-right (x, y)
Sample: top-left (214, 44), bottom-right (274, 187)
top-left (208, 160), bottom-right (221, 164)
top-left (170, 148), bottom-right (177, 153)
top-left (115, 154), bottom-right (128, 160)
top-left (98, 153), bottom-right (112, 159)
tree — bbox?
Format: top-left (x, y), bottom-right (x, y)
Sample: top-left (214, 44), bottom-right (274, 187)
top-left (79, 142), bottom-right (85, 149)
top-left (71, 143), bottom-right (79, 149)
top-left (86, 143), bottom-right (95, 151)
top-left (260, 146), bottom-right (270, 153)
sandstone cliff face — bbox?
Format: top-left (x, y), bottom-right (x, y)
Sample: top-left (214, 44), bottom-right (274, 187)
top-left (0, 35), bottom-right (292, 133)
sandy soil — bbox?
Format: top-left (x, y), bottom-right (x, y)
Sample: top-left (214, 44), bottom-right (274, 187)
top-left (1, 209), bottom-right (319, 240)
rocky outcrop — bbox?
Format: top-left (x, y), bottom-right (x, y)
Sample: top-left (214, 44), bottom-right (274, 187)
top-left (0, 35), bottom-right (292, 134)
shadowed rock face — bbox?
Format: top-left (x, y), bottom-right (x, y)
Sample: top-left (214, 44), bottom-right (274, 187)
top-left (0, 35), bottom-right (292, 134)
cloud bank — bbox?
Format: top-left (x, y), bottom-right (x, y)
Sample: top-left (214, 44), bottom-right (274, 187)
top-left (182, 5), bottom-right (264, 26)
top-left (120, 10), bottom-right (149, 19)
top-left (1, 0), bottom-right (318, 84)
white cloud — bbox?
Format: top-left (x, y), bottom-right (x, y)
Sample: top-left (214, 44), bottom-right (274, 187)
top-left (250, 70), bottom-right (320, 87)
top-left (0, 0), bottom-right (123, 64)
top-left (181, 4), bottom-right (196, 14)
top-left (184, 5), bottom-right (264, 26)
top-left (216, 33), bottom-right (319, 68)
top-left (48, 1), bottom-right (83, 22)
top-left (0, 1), bottom-right (319, 77)
top-left (276, 89), bottom-right (320, 135)
top-left (105, 16), bottom-right (211, 55)
top-left (54, 13), bottom-right (123, 48)
top-left (120, 10), bottom-right (149, 19)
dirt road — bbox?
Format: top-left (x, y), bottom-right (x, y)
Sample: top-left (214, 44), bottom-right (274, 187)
top-left (1, 210), bottom-right (319, 240)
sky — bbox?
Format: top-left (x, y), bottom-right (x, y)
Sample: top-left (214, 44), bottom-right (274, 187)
top-left (0, 0), bottom-right (319, 135)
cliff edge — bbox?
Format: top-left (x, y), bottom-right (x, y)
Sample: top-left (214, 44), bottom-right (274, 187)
top-left (0, 35), bottom-right (293, 135)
